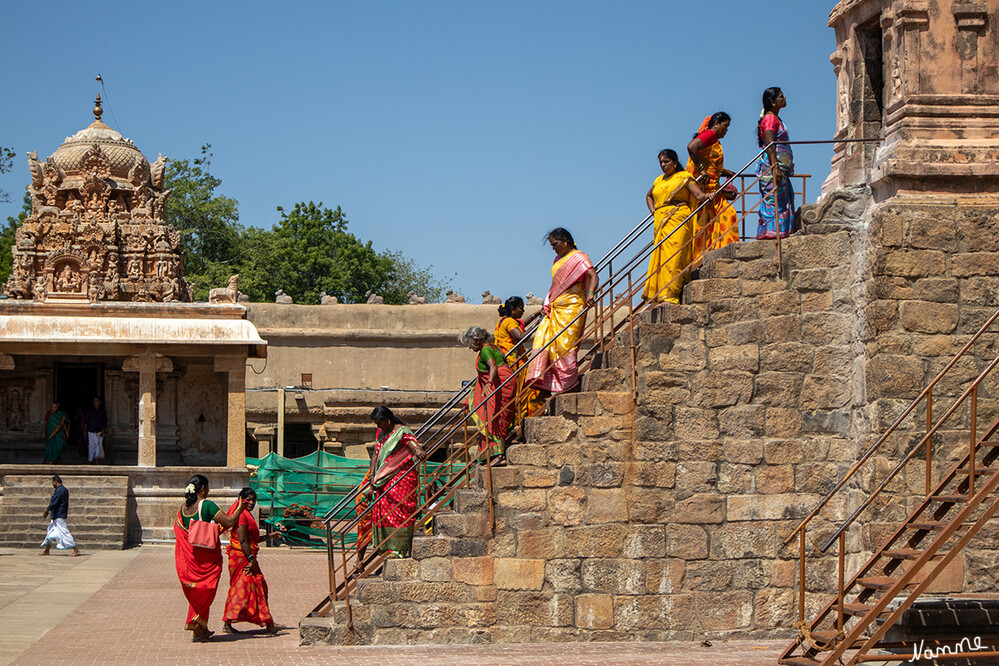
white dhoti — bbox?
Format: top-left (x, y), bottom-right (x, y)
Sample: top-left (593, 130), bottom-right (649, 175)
top-left (87, 432), bottom-right (105, 461)
top-left (41, 518), bottom-right (76, 549)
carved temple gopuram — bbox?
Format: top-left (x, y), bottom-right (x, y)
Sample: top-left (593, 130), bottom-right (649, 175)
top-left (0, 98), bottom-right (265, 543)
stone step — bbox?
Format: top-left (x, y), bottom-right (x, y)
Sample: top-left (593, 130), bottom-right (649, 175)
top-left (1, 517), bottom-right (126, 529)
top-left (553, 391), bottom-right (634, 418)
top-left (0, 496), bottom-right (128, 506)
top-left (409, 533), bottom-right (488, 560)
top-left (451, 488), bottom-right (488, 515)
top-left (0, 537), bottom-right (126, 550)
top-left (3, 474), bottom-right (129, 485)
top-left (581, 367), bottom-right (631, 392)
top-left (432, 511), bottom-right (491, 539)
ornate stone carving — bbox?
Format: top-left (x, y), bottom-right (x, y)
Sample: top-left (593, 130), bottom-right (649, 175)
top-left (275, 289), bottom-right (293, 304)
top-left (481, 290), bottom-right (501, 304)
top-left (2, 96), bottom-right (191, 302)
top-left (526, 292), bottom-right (544, 306)
top-left (407, 291), bottom-right (426, 305)
top-left (320, 291), bottom-right (338, 305)
top-left (365, 290), bottom-right (384, 304)
top-left (445, 289), bottom-right (465, 303)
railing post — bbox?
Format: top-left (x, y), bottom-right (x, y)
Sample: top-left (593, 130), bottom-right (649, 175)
top-left (838, 532), bottom-right (845, 634)
top-left (799, 528), bottom-right (806, 624)
top-left (926, 388), bottom-right (933, 496)
top-left (970, 385), bottom-right (977, 496)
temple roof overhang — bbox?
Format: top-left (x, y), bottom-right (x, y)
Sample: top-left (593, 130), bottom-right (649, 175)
top-left (0, 301), bottom-right (267, 358)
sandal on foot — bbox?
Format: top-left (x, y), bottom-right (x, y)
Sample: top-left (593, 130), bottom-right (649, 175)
top-left (222, 623), bottom-right (241, 634)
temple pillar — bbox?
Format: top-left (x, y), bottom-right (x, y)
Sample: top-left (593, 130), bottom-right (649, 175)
top-left (215, 356), bottom-right (247, 467)
top-left (123, 353), bottom-right (173, 467)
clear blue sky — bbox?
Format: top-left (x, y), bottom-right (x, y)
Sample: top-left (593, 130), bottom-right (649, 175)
top-left (1, 2), bottom-right (838, 302)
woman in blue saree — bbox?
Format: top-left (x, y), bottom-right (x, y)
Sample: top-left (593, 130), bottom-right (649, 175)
top-left (756, 87), bottom-right (795, 239)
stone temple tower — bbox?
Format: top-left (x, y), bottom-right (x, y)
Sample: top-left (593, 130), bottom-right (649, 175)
top-left (3, 96), bottom-right (190, 303)
top-left (822, 0), bottom-right (999, 200)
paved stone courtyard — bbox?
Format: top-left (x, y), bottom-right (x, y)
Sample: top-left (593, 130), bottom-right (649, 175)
top-left (0, 544), bottom-right (787, 665)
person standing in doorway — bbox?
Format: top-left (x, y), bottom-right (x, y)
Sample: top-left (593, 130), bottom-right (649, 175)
top-left (85, 397), bottom-right (107, 463)
top-left (41, 475), bottom-right (80, 556)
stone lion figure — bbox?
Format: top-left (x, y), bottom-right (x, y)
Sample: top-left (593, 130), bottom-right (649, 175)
top-left (209, 275), bottom-right (240, 304)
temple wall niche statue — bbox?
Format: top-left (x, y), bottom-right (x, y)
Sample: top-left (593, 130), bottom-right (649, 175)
top-left (2, 96), bottom-right (190, 303)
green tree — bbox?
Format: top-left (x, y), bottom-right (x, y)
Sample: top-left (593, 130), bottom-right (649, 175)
top-left (0, 146), bottom-right (14, 204)
top-left (163, 145), bottom-right (243, 281)
top-left (0, 193), bottom-right (31, 286)
top-left (239, 202), bottom-right (396, 304)
top-left (379, 250), bottom-right (453, 304)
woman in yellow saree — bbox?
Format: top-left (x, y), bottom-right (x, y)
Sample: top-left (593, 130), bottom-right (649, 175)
top-left (643, 149), bottom-right (709, 304)
top-left (686, 112), bottom-right (739, 264)
top-left (525, 228), bottom-right (598, 396)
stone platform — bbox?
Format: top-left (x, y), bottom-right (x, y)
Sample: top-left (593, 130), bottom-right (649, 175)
top-left (0, 465), bottom-right (248, 545)
top-left (0, 545), bottom-right (787, 665)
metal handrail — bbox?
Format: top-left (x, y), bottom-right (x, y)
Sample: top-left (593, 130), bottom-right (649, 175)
top-left (314, 137), bottom-right (871, 612)
top-left (316, 144), bottom-right (789, 604)
top-left (782, 306), bottom-right (999, 549)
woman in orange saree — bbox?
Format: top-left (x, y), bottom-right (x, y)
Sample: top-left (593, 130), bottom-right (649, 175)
top-left (494, 297), bottom-right (543, 422)
top-left (173, 474), bottom-right (247, 642)
top-left (525, 228), bottom-right (598, 395)
top-left (686, 112), bottom-right (739, 264)
top-left (364, 406), bottom-right (426, 557)
top-left (461, 325), bottom-right (515, 462)
top-left (222, 488), bottom-right (277, 634)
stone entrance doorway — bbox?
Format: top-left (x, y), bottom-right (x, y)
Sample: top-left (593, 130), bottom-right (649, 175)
top-left (54, 362), bottom-right (104, 464)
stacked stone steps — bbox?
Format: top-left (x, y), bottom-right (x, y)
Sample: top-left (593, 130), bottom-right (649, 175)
top-left (0, 475), bottom-right (128, 549)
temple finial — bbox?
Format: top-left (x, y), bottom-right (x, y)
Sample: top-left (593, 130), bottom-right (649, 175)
top-left (93, 94), bottom-right (103, 121)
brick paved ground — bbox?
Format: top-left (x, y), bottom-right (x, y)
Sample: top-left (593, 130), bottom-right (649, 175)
top-left (4, 545), bottom-right (790, 665)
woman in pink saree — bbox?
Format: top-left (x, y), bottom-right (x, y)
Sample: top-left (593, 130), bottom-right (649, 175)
top-left (525, 228), bottom-right (598, 396)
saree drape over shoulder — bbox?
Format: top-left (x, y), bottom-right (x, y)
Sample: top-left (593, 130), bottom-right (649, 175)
top-left (643, 171), bottom-right (696, 304)
top-left (756, 114), bottom-right (795, 239)
top-left (525, 249), bottom-right (593, 393)
top-left (370, 425), bottom-right (421, 557)
top-left (469, 343), bottom-right (515, 460)
top-left (173, 506), bottom-right (223, 631)
top-left (43, 409), bottom-right (68, 463)
top-left (686, 119), bottom-right (739, 262)
top-left (223, 503), bottom-right (274, 627)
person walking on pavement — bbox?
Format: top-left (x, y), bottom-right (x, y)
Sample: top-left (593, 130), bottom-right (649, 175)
top-left (85, 397), bottom-right (107, 463)
top-left (40, 475), bottom-right (80, 556)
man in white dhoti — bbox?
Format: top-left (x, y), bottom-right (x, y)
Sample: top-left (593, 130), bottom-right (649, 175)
top-left (40, 475), bottom-right (80, 556)
top-left (85, 397), bottom-right (107, 463)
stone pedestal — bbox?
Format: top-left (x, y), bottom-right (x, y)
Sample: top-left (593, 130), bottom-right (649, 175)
top-left (215, 356), bottom-right (247, 468)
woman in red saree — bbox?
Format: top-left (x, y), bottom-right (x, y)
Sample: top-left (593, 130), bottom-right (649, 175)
top-left (173, 474), bottom-right (247, 642)
top-left (460, 325), bottom-right (515, 463)
top-left (525, 228), bottom-right (599, 396)
top-left (222, 488), bottom-right (277, 634)
top-left (363, 406), bottom-right (426, 557)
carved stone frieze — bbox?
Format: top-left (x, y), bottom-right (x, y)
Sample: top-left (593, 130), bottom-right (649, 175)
top-left (1, 96), bottom-right (190, 302)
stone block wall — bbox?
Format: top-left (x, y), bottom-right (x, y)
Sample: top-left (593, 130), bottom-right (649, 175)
top-left (302, 186), bottom-right (999, 644)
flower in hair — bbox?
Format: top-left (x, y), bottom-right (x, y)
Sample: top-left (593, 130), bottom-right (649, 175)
top-left (185, 483), bottom-right (196, 494)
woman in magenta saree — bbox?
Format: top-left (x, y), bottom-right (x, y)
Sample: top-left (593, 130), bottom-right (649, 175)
top-left (525, 228), bottom-right (599, 395)
top-left (364, 406), bottom-right (427, 557)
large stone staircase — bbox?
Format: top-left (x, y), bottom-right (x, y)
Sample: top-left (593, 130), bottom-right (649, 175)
top-left (0, 475), bottom-right (129, 549)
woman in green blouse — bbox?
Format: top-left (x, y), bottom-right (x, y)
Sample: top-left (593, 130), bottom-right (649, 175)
top-left (460, 326), bottom-right (515, 464)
